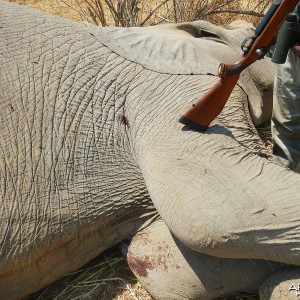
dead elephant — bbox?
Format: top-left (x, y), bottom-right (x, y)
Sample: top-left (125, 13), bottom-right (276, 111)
top-left (1, 1), bottom-right (300, 299)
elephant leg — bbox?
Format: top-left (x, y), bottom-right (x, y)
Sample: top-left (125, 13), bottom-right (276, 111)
top-left (125, 220), bottom-right (285, 300)
top-left (259, 269), bottom-right (300, 300)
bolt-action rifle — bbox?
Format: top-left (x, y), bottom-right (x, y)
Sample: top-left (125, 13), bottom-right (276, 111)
top-left (179, 0), bottom-right (299, 132)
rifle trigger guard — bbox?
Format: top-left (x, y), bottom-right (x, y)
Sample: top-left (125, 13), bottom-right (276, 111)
top-left (241, 35), bottom-right (256, 54)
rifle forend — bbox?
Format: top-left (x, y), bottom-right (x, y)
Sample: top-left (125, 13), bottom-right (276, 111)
top-left (179, 0), bottom-right (299, 132)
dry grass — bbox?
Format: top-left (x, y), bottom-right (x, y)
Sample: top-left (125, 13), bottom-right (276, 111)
top-left (10, 0), bottom-right (272, 299)
top-left (28, 246), bottom-right (153, 300)
top-left (11, 0), bottom-right (272, 26)
top-left (10, 0), bottom-right (86, 21)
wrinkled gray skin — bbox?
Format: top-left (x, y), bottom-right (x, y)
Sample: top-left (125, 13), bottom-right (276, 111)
top-left (1, 1), bottom-right (300, 300)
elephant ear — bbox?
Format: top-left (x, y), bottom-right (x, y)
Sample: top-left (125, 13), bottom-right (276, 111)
top-left (86, 21), bottom-right (239, 76)
top-left (86, 21), bottom-right (275, 126)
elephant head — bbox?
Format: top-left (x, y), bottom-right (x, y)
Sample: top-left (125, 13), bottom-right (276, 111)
top-left (0, 1), bottom-right (300, 299)
top-left (87, 18), bottom-right (274, 126)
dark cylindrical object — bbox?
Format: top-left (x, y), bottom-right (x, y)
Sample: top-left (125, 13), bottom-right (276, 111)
top-left (272, 13), bottom-right (298, 64)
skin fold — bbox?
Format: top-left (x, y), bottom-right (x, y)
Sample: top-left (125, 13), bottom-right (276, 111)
top-left (0, 1), bottom-right (299, 299)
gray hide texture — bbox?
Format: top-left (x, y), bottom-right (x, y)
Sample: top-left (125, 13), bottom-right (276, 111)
top-left (87, 21), bottom-right (275, 125)
top-left (1, 1), bottom-right (300, 300)
top-left (0, 1), bottom-right (156, 298)
top-left (127, 220), bottom-right (285, 300)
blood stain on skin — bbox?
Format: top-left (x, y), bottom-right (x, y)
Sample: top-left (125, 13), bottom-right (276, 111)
top-left (8, 103), bottom-right (15, 113)
top-left (116, 113), bottom-right (130, 128)
top-left (127, 255), bottom-right (154, 278)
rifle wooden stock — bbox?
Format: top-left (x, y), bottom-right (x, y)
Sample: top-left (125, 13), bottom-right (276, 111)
top-left (179, 0), bottom-right (299, 132)
top-left (179, 74), bottom-right (240, 131)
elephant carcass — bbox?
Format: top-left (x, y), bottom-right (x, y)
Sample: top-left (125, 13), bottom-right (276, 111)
top-left (0, 2), bottom-right (156, 298)
top-left (1, 1), bottom-right (300, 300)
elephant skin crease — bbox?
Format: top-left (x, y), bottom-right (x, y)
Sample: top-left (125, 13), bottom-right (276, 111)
top-left (1, 1), bottom-right (300, 299)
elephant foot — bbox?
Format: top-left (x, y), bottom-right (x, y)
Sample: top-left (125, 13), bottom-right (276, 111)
top-left (259, 269), bottom-right (300, 300)
top-left (124, 219), bottom-right (284, 300)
